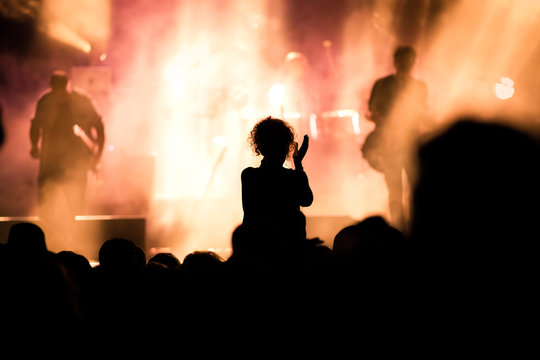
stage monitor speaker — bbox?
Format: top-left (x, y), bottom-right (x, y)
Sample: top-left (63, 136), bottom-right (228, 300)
top-left (73, 215), bottom-right (146, 261)
top-left (0, 216), bottom-right (145, 262)
top-left (87, 153), bottom-right (155, 216)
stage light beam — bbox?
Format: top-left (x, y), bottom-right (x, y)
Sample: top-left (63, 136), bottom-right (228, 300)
top-left (45, 20), bottom-right (92, 53)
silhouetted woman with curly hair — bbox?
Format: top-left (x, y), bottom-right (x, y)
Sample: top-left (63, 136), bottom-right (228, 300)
top-left (240, 117), bottom-right (313, 258)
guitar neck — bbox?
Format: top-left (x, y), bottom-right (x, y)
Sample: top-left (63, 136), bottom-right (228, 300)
top-left (73, 124), bottom-right (96, 153)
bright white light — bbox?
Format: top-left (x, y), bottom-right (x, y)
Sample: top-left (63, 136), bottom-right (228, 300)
top-left (242, 104), bottom-right (258, 120)
top-left (212, 136), bottom-right (229, 147)
top-left (73, 124), bottom-right (82, 136)
top-left (309, 113), bottom-right (318, 139)
top-left (163, 58), bottom-right (188, 100)
top-left (268, 83), bottom-right (285, 107)
top-left (351, 112), bottom-right (361, 135)
top-left (495, 77), bottom-right (515, 100)
top-left (283, 111), bottom-right (301, 120)
top-left (322, 109), bottom-right (357, 118)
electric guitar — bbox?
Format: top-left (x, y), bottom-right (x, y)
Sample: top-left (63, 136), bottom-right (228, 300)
top-left (73, 124), bottom-right (101, 173)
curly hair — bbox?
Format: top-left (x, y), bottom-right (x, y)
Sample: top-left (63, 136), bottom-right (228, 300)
top-left (248, 116), bottom-right (296, 158)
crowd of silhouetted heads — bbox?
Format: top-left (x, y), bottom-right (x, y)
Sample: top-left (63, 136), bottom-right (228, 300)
top-left (1, 116), bottom-right (539, 349)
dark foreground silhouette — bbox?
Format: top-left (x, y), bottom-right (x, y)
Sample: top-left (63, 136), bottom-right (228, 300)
top-left (1, 116), bottom-right (538, 352)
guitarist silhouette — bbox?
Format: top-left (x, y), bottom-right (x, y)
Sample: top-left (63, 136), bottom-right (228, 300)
top-left (30, 71), bottom-right (105, 225)
top-left (363, 46), bottom-right (431, 231)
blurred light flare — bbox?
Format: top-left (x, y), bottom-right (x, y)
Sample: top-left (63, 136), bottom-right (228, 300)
top-left (495, 77), bottom-right (515, 100)
top-left (163, 58), bottom-right (189, 101)
top-left (268, 83), bottom-right (286, 108)
top-left (351, 112), bottom-right (361, 135)
top-left (212, 135), bottom-right (229, 147)
top-left (308, 113), bottom-right (319, 140)
top-left (284, 111), bottom-right (301, 120)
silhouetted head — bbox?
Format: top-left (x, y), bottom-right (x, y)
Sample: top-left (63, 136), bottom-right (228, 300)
top-left (98, 238), bottom-right (146, 274)
top-left (55, 250), bottom-right (92, 284)
top-left (7, 222), bottom-right (47, 256)
top-left (50, 70), bottom-right (69, 92)
top-left (181, 250), bottom-right (224, 276)
top-left (393, 46), bottom-right (416, 74)
top-left (148, 252), bottom-right (181, 269)
top-left (411, 118), bottom-right (540, 253)
top-left (249, 117), bottom-right (296, 163)
top-left (333, 215), bottom-right (406, 261)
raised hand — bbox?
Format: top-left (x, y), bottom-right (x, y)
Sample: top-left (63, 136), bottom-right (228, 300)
top-left (30, 147), bottom-right (40, 159)
top-left (294, 134), bottom-right (309, 170)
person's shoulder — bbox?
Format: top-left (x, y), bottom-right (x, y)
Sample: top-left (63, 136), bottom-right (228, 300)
top-left (241, 167), bottom-right (258, 177)
top-left (373, 75), bottom-right (397, 88)
top-left (37, 90), bottom-right (53, 103)
top-left (377, 74), bottom-right (396, 83)
top-left (382, 74), bottom-right (396, 81)
top-left (282, 167), bottom-right (303, 178)
top-left (71, 86), bottom-right (89, 96)
top-left (70, 88), bottom-right (92, 101)
top-left (35, 92), bottom-right (55, 111)
top-left (70, 89), bottom-right (101, 113)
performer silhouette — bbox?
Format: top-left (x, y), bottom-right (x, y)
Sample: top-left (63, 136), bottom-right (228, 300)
top-left (364, 46), bottom-right (430, 231)
top-left (30, 71), bottom-right (104, 239)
